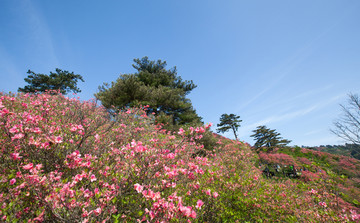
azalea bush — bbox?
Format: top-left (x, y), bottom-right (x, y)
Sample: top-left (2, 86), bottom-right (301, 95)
top-left (0, 92), bottom-right (215, 222)
top-left (0, 91), bottom-right (359, 222)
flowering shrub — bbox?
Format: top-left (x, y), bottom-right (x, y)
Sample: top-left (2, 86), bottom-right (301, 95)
top-left (259, 152), bottom-right (296, 166)
top-left (0, 92), bottom-right (359, 222)
top-left (0, 92), bottom-right (216, 222)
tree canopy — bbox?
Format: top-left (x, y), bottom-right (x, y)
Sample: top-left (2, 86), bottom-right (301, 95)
top-left (251, 125), bottom-right (291, 150)
top-left (95, 57), bottom-right (202, 128)
top-left (18, 69), bottom-right (84, 95)
top-left (217, 113), bottom-right (242, 140)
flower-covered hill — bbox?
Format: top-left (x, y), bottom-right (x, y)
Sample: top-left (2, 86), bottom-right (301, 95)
top-left (258, 146), bottom-right (360, 211)
top-left (0, 92), bottom-right (359, 222)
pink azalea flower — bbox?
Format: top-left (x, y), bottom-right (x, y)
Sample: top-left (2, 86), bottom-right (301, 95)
top-left (213, 192), bottom-right (219, 198)
top-left (12, 133), bottom-right (25, 140)
top-left (23, 163), bottom-right (33, 170)
top-left (93, 207), bottom-right (102, 216)
top-left (10, 152), bottom-right (22, 160)
top-left (9, 178), bottom-right (16, 185)
top-left (134, 183), bottom-right (144, 193)
top-left (9, 126), bottom-right (18, 133)
top-left (205, 189), bottom-right (211, 196)
top-left (149, 211), bottom-right (155, 220)
top-left (178, 128), bottom-right (185, 135)
top-left (190, 210), bottom-right (197, 218)
top-left (54, 136), bottom-right (63, 144)
top-left (90, 174), bottom-right (97, 182)
top-left (94, 134), bottom-right (100, 141)
top-left (70, 126), bottom-right (77, 132)
top-left (196, 200), bottom-right (204, 209)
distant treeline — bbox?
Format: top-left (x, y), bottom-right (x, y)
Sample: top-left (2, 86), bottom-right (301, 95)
top-left (308, 144), bottom-right (360, 160)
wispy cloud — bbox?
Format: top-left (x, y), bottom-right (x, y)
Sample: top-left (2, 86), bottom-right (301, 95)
top-left (20, 0), bottom-right (59, 67)
top-left (304, 129), bottom-right (323, 136)
top-left (0, 46), bottom-right (23, 92)
top-left (238, 93), bottom-right (346, 139)
top-left (237, 15), bottom-right (344, 113)
top-left (240, 105), bottom-right (318, 134)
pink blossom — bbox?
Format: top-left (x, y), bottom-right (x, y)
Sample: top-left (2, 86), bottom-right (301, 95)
top-left (9, 178), bottom-right (16, 185)
top-left (178, 128), bottom-right (185, 135)
top-left (33, 127), bottom-right (42, 134)
top-left (213, 191), bottom-right (219, 198)
top-left (70, 126), bottom-right (77, 132)
top-left (90, 174), bottom-right (97, 182)
top-left (10, 152), bottom-right (22, 160)
top-left (54, 136), bottom-right (63, 143)
top-left (319, 202), bottom-right (327, 208)
top-left (190, 210), bottom-right (197, 218)
top-left (9, 126), bottom-right (18, 133)
top-left (167, 153), bottom-right (175, 159)
top-left (12, 133), bottom-right (25, 140)
top-left (196, 200), bottom-right (204, 209)
top-left (254, 175), bottom-right (259, 180)
top-left (205, 189), bottom-right (211, 196)
top-left (23, 163), bottom-right (33, 170)
top-left (149, 211), bottom-right (155, 220)
top-left (93, 207), bottom-right (102, 216)
top-left (94, 134), bottom-right (100, 141)
top-left (134, 183), bottom-right (144, 193)
top-left (0, 107), bottom-right (9, 117)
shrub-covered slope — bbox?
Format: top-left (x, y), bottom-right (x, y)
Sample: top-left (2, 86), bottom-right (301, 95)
top-left (0, 92), bottom-right (359, 222)
top-left (259, 146), bottom-right (360, 212)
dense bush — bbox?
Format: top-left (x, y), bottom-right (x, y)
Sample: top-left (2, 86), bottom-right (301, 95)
top-left (1, 92), bottom-right (360, 222)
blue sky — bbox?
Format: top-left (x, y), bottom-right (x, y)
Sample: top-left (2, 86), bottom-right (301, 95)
top-left (1, 0), bottom-right (359, 146)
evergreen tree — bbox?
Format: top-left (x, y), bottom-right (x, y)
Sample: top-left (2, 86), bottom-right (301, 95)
top-left (18, 69), bottom-right (84, 95)
top-left (251, 125), bottom-right (291, 150)
top-left (95, 57), bottom-right (202, 128)
top-left (217, 113), bottom-right (242, 140)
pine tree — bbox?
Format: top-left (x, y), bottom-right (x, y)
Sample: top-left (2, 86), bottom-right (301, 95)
top-left (217, 113), bottom-right (242, 140)
top-left (251, 125), bottom-right (291, 150)
top-left (95, 57), bottom-right (202, 128)
top-left (18, 69), bottom-right (84, 95)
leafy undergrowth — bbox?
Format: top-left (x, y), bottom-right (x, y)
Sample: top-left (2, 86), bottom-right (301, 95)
top-left (0, 92), bottom-right (359, 222)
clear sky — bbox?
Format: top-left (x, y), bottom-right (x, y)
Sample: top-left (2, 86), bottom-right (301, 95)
top-left (1, 0), bottom-right (360, 146)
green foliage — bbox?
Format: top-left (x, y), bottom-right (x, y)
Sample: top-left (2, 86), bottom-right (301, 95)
top-left (251, 125), bottom-right (291, 150)
top-left (18, 68), bottom-right (84, 94)
top-left (95, 57), bottom-right (202, 128)
top-left (216, 113), bottom-right (242, 140)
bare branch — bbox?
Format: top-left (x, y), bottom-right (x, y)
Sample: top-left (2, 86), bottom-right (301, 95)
top-left (331, 93), bottom-right (360, 145)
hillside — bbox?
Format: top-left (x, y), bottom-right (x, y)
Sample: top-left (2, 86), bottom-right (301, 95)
top-left (0, 92), bottom-right (360, 222)
top-left (258, 146), bottom-right (360, 211)
top-left (308, 144), bottom-right (360, 160)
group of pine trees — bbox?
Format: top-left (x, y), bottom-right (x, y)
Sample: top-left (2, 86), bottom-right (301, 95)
top-left (18, 56), bottom-right (359, 152)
